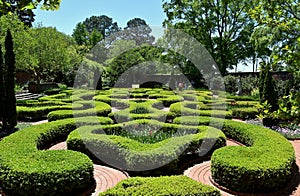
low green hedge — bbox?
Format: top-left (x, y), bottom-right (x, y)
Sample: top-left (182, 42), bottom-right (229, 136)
top-left (99, 176), bottom-right (221, 196)
top-left (157, 95), bottom-right (184, 107)
top-left (231, 107), bottom-right (258, 120)
top-left (0, 118), bottom-right (96, 195)
top-left (38, 93), bottom-right (68, 101)
top-left (17, 100), bottom-right (68, 107)
top-left (227, 95), bottom-right (258, 101)
top-left (17, 103), bottom-right (83, 120)
top-left (173, 116), bottom-right (296, 193)
top-left (67, 123), bottom-right (226, 172)
top-left (93, 95), bottom-right (130, 109)
top-left (47, 102), bottom-right (111, 121)
top-left (211, 120), bottom-right (296, 193)
top-left (109, 107), bottom-right (168, 123)
top-left (169, 102), bottom-right (232, 119)
top-left (173, 116), bottom-right (224, 129)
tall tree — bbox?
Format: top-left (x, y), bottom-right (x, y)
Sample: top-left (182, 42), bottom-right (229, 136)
top-left (0, 42), bottom-right (4, 129)
top-left (249, 0), bottom-right (300, 78)
top-left (27, 26), bottom-right (82, 85)
top-left (0, 0), bottom-right (61, 26)
top-left (72, 15), bottom-right (120, 47)
top-left (162, 0), bottom-right (256, 75)
top-left (123, 18), bottom-right (155, 45)
top-left (1, 30), bottom-right (17, 131)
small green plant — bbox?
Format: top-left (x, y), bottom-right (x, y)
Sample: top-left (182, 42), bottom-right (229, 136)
top-left (275, 92), bottom-right (300, 124)
top-left (256, 101), bottom-right (275, 120)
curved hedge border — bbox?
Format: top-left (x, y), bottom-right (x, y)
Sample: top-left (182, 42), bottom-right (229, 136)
top-left (17, 103), bottom-right (83, 120)
top-left (174, 116), bottom-right (296, 193)
top-left (109, 100), bottom-right (168, 123)
top-left (47, 101), bottom-right (111, 121)
top-left (67, 122), bottom-right (226, 172)
top-left (0, 118), bottom-right (103, 195)
top-left (231, 107), bottom-right (258, 120)
top-left (99, 175), bottom-right (221, 196)
top-left (169, 102), bottom-right (232, 119)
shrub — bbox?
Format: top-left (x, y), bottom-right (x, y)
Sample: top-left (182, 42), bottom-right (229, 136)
top-left (17, 104), bottom-right (83, 120)
top-left (67, 124), bottom-right (226, 173)
top-left (0, 118), bottom-right (95, 195)
top-left (169, 102), bottom-right (232, 119)
top-left (211, 120), bottom-right (296, 193)
top-left (99, 176), bottom-right (221, 196)
top-left (157, 95), bottom-right (184, 107)
top-left (231, 108), bottom-right (258, 120)
top-left (227, 95), bottom-right (258, 101)
top-left (47, 102), bottom-right (111, 121)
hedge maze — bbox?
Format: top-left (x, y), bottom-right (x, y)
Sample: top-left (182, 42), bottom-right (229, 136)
top-left (0, 88), bottom-right (295, 195)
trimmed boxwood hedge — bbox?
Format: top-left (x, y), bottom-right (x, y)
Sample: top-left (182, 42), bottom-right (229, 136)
top-left (99, 175), bottom-right (221, 196)
top-left (157, 95), bottom-right (184, 107)
top-left (211, 120), bottom-right (296, 193)
top-left (0, 118), bottom-right (97, 196)
top-left (173, 116), bottom-right (296, 193)
top-left (17, 103), bottom-right (83, 120)
top-left (67, 123), bottom-right (226, 172)
top-left (109, 100), bottom-right (168, 122)
top-left (169, 102), bottom-right (232, 119)
top-left (231, 107), bottom-right (258, 120)
top-left (47, 102), bottom-right (111, 121)
top-left (93, 95), bottom-right (130, 109)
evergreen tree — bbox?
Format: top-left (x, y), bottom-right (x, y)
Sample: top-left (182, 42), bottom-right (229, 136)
top-left (259, 62), bottom-right (278, 112)
top-left (0, 43), bottom-right (4, 129)
top-left (3, 30), bottom-right (17, 130)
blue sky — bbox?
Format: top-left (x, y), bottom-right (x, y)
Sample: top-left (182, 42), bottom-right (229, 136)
top-left (34, 0), bottom-right (166, 35)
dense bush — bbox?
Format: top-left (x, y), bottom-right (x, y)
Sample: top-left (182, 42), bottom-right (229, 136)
top-left (169, 102), bottom-right (232, 119)
top-left (173, 116), bottom-right (296, 193)
top-left (231, 108), bottom-right (258, 120)
top-left (157, 95), bottom-right (184, 107)
top-left (227, 95), bottom-right (258, 101)
top-left (47, 102), bottom-right (111, 121)
top-left (211, 120), bottom-right (296, 193)
top-left (17, 104), bottom-right (83, 120)
top-left (109, 100), bottom-right (168, 122)
top-left (99, 176), bottom-right (221, 196)
top-left (0, 118), bottom-right (95, 195)
top-left (67, 123), bottom-right (226, 173)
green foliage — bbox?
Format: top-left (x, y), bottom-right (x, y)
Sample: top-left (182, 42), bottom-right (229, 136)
top-left (211, 120), bottom-right (296, 193)
top-left (232, 108), bottom-right (258, 120)
top-left (99, 176), bottom-right (221, 196)
top-left (259, 63), bottom-right (278, 111)
top-left (0, 30), bottom-right (17, 131)
top-left (169, 102), bottom-right (232, 119)
top-left (47, 102), bottom-right (111, 121)
top-left (0, 118), bottom-right (94, 195)
top-left (224, 75), bottom-right (259, 96)
top-left (67, 123), bottom-right (225, 172)
top-left (249, 0), bottom-right (300, 79)
top-left (162, 0), bottom-right (256, 75)
top-left (123, 18), bottom-right (155, 45)
top-left (224, 75), bottom-right (238, 94)
top-left (275, 92), bottom-right (300, 124)
top-left (0, 0), bottom-right (61, 26)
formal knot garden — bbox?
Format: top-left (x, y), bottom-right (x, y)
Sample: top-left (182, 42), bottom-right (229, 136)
top-left (0, 87), bottom-right (298, 195)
